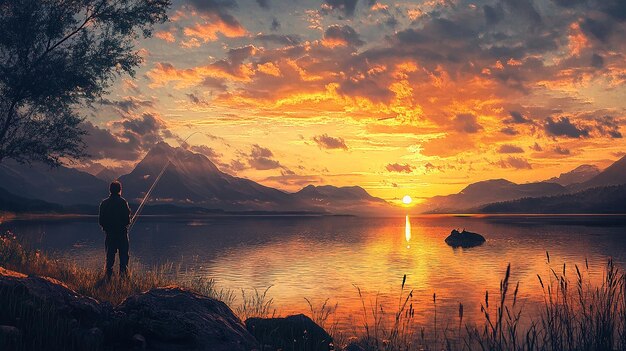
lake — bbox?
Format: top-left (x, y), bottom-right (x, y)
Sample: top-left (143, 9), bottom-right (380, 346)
top-left (3, 214), bottom-right (626, 332)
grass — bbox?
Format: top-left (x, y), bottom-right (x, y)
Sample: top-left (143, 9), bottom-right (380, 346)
top-left (2, 231), bottom-right (626, 351)
top-left (343, 256), bottom-right (626, 351)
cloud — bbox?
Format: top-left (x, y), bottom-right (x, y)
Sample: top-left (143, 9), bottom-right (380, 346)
top-left (182, 0), bottom-right (246, 42)
top-left (322, 0), bottom-right (359, 17)
top-left (530, 142), bottom-right (543, 151)
top-left (155, 30), bottom-right (176, 43)
top-left (545, 117), bottom-right (590, 138)
top-left (270, 18), bottom-right (280, 31)
top-left (313, 134), bottom-right (348, 150)
top-left (554, 145), bottom-right (571, 155)
top-left (255, 34), bottom-right (301, 46)
top-left (81, 113), bottom-right (170, 161)
top-left (494, 156), bottom-right (532, 169)
top-left (256, 0), bottom-right (269, 9)
top-left (595, 115), bottom-right (622, 138)
top-left (507, 111), bottom-right (532, 124)
top-left (322, 25), bottom-right (364, 48)
top-left (101, 96), bottom-right (154, 113)
top-left (453, 114), bottom-right (483, 133)
top-left (385, 163), bottom-right (413, 173)
top-left (500, 126), bottom-right (519, 135)
top-left (498, 144), bottom-right (525, 153)
top-left (190, 144), bottom-right (222, 161)
top-left (248, 144), bottom-right (282, 170)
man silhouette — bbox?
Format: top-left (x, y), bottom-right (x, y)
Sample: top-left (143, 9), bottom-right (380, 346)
top-left (99, 180), bottom-right (131, 278)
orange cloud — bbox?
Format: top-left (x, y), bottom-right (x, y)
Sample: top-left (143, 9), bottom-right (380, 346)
top-left (183, 20), bottom-right (246, 42)
top-left (155, 31), bottom-right (176, 43)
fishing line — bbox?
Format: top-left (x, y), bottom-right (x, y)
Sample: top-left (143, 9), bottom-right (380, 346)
top-left (127, 132), bottom-right (201, 235)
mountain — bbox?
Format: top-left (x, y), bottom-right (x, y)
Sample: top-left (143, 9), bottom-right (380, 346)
top-left (293, 184), bottom-right (389, 215)
top-left (480, 185), bottom-right (626, 214)
top-left (118, 142), bottom-right (299, 211)
top-left (0, 186), bottom-right (63, 213)
top-left (95, 167), bottom-right (120, 182)
top-left (0, 142), bottom-right (390, 215)
top-left (545, 164), bottom-right (600, 186)
top-left (118, 143), bottom-right (391, 214)
top-left (416, 179), bottom-right (566, 213)
top-left (571, 155), bottom-right (626, 191)
top-left (0, 161), bottom-right (107, 206)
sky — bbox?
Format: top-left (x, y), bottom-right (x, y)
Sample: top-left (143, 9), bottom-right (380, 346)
top-left (80, 0), bottom-right (626, 204)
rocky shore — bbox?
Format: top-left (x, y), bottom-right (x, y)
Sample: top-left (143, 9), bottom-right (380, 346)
top-left (0, 267), bottom-right (333, 350)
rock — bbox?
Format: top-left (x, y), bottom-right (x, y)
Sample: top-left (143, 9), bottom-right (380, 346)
top-left (118, 286), bottom-right (258, 351)
top-left (445, 229), bottom-right (486, 248)
top-left (0, 266), bottom-right (110, 350)
top-left (344, 342), bottom-right (366, 351)
top-left (245, 314), bottom-right (333, 351)
top-left (132, 333), bottom-right (146, 349)
top-left (0, 325), bottom-right (22, 347)
top-left (0, 267), bottom-right (260, 351)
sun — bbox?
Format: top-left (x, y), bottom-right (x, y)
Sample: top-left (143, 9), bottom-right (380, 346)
top-left (402, 195), bottom-right (412, 205)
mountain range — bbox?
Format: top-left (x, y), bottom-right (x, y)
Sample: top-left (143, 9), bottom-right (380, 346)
top-left (0, 142), bottom-right (390, 215)
top-left (416, 155), bottom-right (626, 214)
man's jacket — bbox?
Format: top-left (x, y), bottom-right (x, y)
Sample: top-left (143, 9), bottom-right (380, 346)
top-left (99, 194), bottom-right (131, 234)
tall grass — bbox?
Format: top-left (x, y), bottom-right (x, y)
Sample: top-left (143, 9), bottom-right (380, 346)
top-left (343, 254), bottom-right (626, 351)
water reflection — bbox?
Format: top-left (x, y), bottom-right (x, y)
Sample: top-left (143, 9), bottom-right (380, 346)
top-left (5, 215), bottom-right (626, 332)
top-left (405, 215), bottom-right (411, 248)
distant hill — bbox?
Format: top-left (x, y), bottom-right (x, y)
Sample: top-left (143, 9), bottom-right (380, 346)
top-left (544, 164), bottom-right (600, 186)
top-left (417, 155), bottom-right (626, 214)
top-left (95, 167), bottom-right (120, 182)
top-left (570, 155), bottom-right (626, 191)
top-left (479, 185), bottom-right (626, 214)
top-left (0, 187), bottom-right (63, 213)
top-left (0, 161), bottom-right (107, 206)
top-left (416, 179), bottom-right (566, 213)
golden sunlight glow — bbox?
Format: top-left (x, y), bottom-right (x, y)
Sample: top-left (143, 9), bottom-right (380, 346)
top-left (402, 195), bottom-right (412, 205)
top-left (405, 215), bottom-right (411, 248)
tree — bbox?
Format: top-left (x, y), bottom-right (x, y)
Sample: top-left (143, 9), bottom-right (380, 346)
top-left (0, 0), bottom-right (170, 166)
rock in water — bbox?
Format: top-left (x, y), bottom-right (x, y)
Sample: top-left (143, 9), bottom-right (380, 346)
top-left (118, 287), bottom-right (258, 351)
top-left (445, 229), bottom-right (486, 248)
top-left (245, 314), bottom-right (332, 351)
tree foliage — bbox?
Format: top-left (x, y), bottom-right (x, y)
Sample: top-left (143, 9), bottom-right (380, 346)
top-left (0, 0), bottom-right (170, 166)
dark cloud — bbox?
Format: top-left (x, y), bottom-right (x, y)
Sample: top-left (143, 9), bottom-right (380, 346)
top-left (81, 114), bottom-right (170, 161)
top-left (498, 144), bottom-right (525, 153)
top-left (248, 144), bottom-right (282, 170)
top-left (256, 0), bottom-right (269, 9)
top-left (595, 116), bottom-right (622, 138)
top-left (322, 0), bottom-right (359, 17)
top-left (500, 126), bottom-right (519, 135)
top-left (313, 134), bottom-right (348, 150)
top-left (101, 96), bottom-right (154, 113)
top-left (545, 117), bottom-right (590, 138)
top-left (494, 156), bottom-right (532, 169)
top-left (591, 53), bottom-right (604, 68)
top-left (386, 163), bottom-right (413, 173)
top-left (323, 25), bottom-right (365, 47)
top-left (554, 145), bottom-right (570, 155)
top-left (530, 142), bottom-right (543, 151)
top-left (270, 17), bottom-right (280, 31)
top-left (190, 144), bottom-right (222, 161)
top-left (507, 111), bottom-right (532, 124)
top-left (185, 0), bottom-right (240, 28)
top-left (453, 114), bottom-right (483, 133)
top-left (255, 34), bottom-right (301, 46)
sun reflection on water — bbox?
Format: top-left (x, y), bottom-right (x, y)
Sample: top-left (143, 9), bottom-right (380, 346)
top-left (405, 215), bottom-right (411, 248)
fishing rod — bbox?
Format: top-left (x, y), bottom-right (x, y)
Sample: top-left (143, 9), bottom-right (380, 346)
top-left (127, 159), bottom-right (171, 234)
top-left (127, 132), bottom-right (201, 234)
